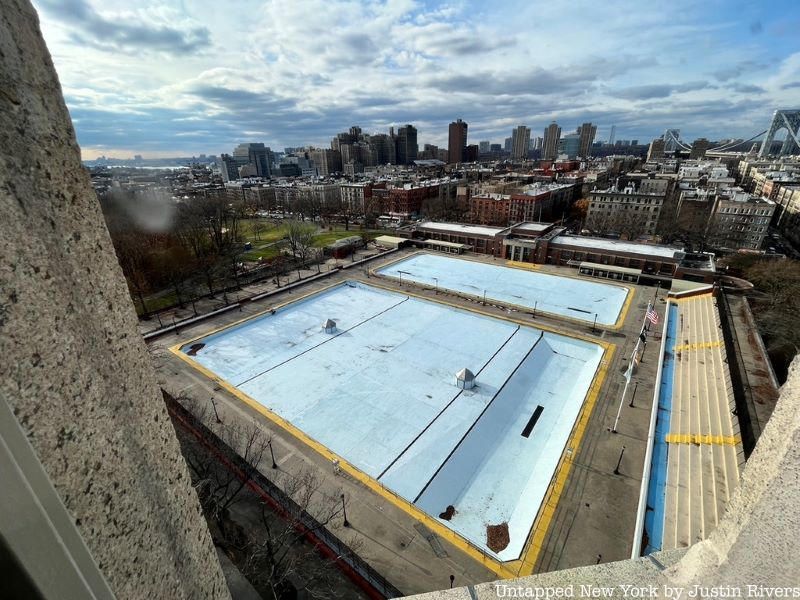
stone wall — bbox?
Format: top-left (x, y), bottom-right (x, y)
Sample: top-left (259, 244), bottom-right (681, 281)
top-left (0, 1), bottom-right (230, 598)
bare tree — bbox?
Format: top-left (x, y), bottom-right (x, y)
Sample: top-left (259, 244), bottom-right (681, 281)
top-left (251, 220), bottom-right (268, 241)
top-left (175, 202), bottom-right (223, 296)
top-left (172, 395), bottom-right (363, 599)
top-left (241, 469), bottom-right (360, 600)
top-left (181, 413), bottom-right (269, 527)
top-left (285, 220), bottom-right (317, 272)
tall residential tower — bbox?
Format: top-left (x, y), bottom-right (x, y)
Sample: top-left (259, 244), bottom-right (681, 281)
top-left (542, 121), bottom-right (562, 160)
top-left (577, 122), bottom-right (597, 157)
top-left (511, 125), bottom-right (531, 159)
top-left (448, 119), bottom-right (468, 163)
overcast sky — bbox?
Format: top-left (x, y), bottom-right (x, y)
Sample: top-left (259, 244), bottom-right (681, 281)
top-left (33, 0), bottom-right (800, 159)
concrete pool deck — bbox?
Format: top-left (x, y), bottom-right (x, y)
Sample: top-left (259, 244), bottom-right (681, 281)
top-left (151, 249), bottom-right (663, 595)
top-left (376, 252), bottom-right (632, 328)
top-left (173, 280), bottom-right (610, 565)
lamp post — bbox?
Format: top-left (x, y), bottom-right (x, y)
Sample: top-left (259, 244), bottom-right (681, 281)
top-left (211, 397), bottom-right (221, 424)
top-left (433, 277), bottom-right (438, 294)
top-left (614, 445), bottom-right (626, 475)
top-left (629, 381), bottom-right (639, 408)
top-left (592, 313), bottom-right (598, 334)
top-left (341, 493), bottom-right (350, 527)
top-left (268, 438), bottom-right (277, 469)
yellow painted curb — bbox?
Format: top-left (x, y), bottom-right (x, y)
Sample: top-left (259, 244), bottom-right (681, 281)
top-left (169, 277), bottom-right (616, 579)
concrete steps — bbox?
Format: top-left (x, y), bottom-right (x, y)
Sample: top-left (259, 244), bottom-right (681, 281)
top-left (661, 294), bottom-right (742, 550)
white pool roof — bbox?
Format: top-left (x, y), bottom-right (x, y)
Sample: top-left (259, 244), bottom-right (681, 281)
top-left (552, 235), bottom-right (682, 259)
top-left (378, 253), bottom-right (628, 326)
top-left (184, 281), bottom-right (604, 561)
top-left (418, 221), bottom-right (504, 237)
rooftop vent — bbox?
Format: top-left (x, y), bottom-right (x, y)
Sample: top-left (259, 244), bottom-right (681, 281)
top-left (322, 319), bottom-right (337, 334)
top-left (455, 368), bottom-right (476, 389)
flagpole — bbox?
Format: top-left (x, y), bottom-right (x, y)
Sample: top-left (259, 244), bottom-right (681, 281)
top-left (612, 302), bottom-right (651, 433)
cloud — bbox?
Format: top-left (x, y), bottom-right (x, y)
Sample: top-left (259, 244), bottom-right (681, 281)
top-left (31, 0), bottom-right (800, 157)
top-left (36, 0), bottom-right (211, 54)
top-left (614, 81), bottom-right (712, 100)
top-left (728, 83), bottom-right (766, 94)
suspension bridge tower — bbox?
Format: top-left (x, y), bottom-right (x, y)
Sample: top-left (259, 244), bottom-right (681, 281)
top-left (759, 109), bottom-right (800, 157)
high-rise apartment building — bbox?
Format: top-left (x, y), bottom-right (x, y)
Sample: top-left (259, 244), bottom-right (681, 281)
top-left (542, 122), bottom-right (562, 160)
top-left (368, 133), bottom-right (396, 165)
top-left (448, 118), bottom-right (468, 164)
top-left (504, 137), bottom-right (512, 153)
top-left (309, 148), bottom-right (342, 176)
top-left (396, 124), bottom-right (418, 165)
top-left (511, 125), bottom-right (531, 159)
top-left (479, 141), bottom-right (491, 154)
top-left (218, 153), bottom-right (241, 182)
top-left (558, 133), bottom-right (581, 159)
top-left (233, 142), bottom-right (272, 178)
top-left (577, 122), bottom-right (597, 157)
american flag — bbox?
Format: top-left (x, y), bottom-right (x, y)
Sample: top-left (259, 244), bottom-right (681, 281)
top-left (646, 306), bottom-right (659, 325)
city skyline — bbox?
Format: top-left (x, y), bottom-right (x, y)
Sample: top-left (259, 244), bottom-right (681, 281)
top-left (34, 0), bottom-right (800, 159)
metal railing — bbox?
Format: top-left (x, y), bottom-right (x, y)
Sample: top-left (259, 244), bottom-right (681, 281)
top-left (164, 393), bottom-right (402, 599)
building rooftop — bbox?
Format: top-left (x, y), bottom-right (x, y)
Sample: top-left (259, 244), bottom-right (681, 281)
top-left (593, 185), bottom-right (666, 196)
top-left (513, 222), bottom-right (553, 233)
top-left (518, 182), bottom-right (575, 195)
top-left (417, 221), bottom-right (505, 237)
top-left (551, 235), bottom-right (683, 259)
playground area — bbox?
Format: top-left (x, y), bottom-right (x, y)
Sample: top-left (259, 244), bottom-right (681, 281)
top-left (176, 280), bottom-right (606, 562)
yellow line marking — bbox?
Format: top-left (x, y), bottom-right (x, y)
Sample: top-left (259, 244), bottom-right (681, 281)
top-left (372, 250), bottom-right (634, 331)
top-left (506, 260), bottom-right (540, 270)
top-left (516, 343), bottom-right (615, 575)
top-left (615, 284), bottom-right (636, 331)
top-left (665, 433), bottom-right (741, 446)
top-left (169, 278), bottom-right (616, 579)
top-left (673, 340), bottom-right (724, 352)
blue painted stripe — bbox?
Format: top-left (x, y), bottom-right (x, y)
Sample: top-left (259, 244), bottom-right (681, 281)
top-left (644, 302), bottom-right (678, 555)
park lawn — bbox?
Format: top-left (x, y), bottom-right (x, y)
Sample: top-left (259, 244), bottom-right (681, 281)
top-left (311, 228), bottom-right (390, 248)
top-left (241, 245), bottom-right (281, 262)
top-left (240, 219), bottom-right (288, 243)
